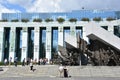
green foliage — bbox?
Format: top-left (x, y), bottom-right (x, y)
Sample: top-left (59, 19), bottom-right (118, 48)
top-left (10, 62), bottom-right (14, 65)
top-left (11, 19), bottom-right (19, 22)
top-left (0, 62), bottom-right (4, 65)
top-left (0, 62), bottom-right (23, 66)
top-left (21, 19), bottom-right (29, 22)
top-left (56, 17), bottom-right (65, 23)
top-left (106, 17), bottom-right (116, 21)
top-left (17, 62), bottom-right (22, 65)
top-left (0, 19), bottom-right (8, 22)
top-left (93, 17), bottom-right (102, 22)
top-left (45, 18), bottom-right (53, 22)
top-left (81, 18), bottom-right (90, 21)
top-left (33, 18), bottom-right (42, 22)
top-left (69, 18), bottom-right (77, 22)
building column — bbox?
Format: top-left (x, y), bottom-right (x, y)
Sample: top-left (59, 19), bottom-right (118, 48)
top-left (83, 26), bottom-right (89, 43)
top-left (58, 27), bottom-right (64, 47)
top-left (33, 27), bottom-right (40, 61)
top-left (70, 26), bottom-right (76, 37)
top-left (21, 27), bottom-right (28, 62)
top-left (108, 25), bottom-right (114, 34)
top-left (46, 27), bottom-right (52, 63)
top-left (9, 27), bottom-right (16, 62)
top-left (0, 27), bottom-right (4, 62)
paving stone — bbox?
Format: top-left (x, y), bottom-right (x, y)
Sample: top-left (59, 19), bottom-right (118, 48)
top-left (0, 65), bottom-right (120, 78)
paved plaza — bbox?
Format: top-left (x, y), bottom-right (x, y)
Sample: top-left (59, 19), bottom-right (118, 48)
top-left (0, 65), bottom-right (120, 80)
top-left (0, 77), bottom-right (120, 80)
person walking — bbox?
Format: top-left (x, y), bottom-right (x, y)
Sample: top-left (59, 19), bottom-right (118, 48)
top-left (58, 64), bottom-right (64, 77)
top-left (63, 66), bottom-right (69, 78)
top-left (4, 59), bottom-right (7, 66)
top-left (9, 57), bottom-right (12, 66)
top-left (22, 58), bottom-right (25, 66)
top-left (14, 57), bottom-right (18, 67)
top-left (30, 60), bottom-right (33, 71)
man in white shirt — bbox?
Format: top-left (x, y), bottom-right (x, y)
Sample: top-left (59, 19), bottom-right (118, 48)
top-left (59, 64), bottom-right (64, 77)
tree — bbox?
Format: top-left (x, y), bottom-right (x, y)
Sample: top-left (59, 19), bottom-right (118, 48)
top-left (56, 17), bottom-right (65, 23)
top-left (81, 18), bottom-right (90, 22)
top-left (69, 18), bottom-right (77, 23)
top-left (0, 19), bottom-right (8, 22)
top-left (11, 19), bottom-right (19, 22)
top-left (45, 18), bottom-right (53, 22)
top-left (33, 18), bottom-right (42, 22)
top-left (106, 17), bottom-right (116, 21)
top-left (93, 17), bottom-right (102, 22)
top-left (21, 19), bottom-right (29, 22)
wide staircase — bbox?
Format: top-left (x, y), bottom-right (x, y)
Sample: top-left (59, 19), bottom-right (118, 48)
top-left (1, 65), bottom-right (120, 77)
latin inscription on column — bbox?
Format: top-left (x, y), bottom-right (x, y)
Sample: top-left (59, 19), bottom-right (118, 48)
top-left (21, 27), bottom-right (28, 61)
top-left (70, 27), bottom-right (75, 36)
top-left (0, 30), bottom-right (3, 51)
top-left (33, 27), bottom-right (40, 61)
top-left (10, 28), bottom-right (15, 52)
top-left (46, 27), bottom-right (52, 62)
top-left (9, 27), bottom-right (16, 62)
top-left (46, 27), bottom-right (51, 52)
top-left (58, 27), bottom-right (64, 47)
top-left (0, 27), bottom-right (4, 61)
top-left (59, 27), bottom-right (63, 32)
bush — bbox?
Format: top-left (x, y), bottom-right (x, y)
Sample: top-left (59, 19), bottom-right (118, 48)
top-left (81, 18), bottom-right (90, 21)
top-left (10, 62), bottom-right (14, 65)
top-left (0, 62), bottom-right (23, 66)
top-left (0, 62), bottom-right (4, 66)
top-left (106, 17), bottom-right (116, 21)
top-left (17, 62), bottom-right (22, 65)
top-left (45, 18), bottom-right (53, 22)
top-left (0, 20), bottom-right (8, 22)
top-left (11, 19), bottom-right (19, 22)
top-left (93, 17), bottom-right (102, 22)
top-left (33, 18), bottom-right (42, 22)
top-left (56, 18), bottom-right (65, 23)
top-left (21, 19), bottom-right (29, 22)
top-left (69, 18), bottom-right (77, 23)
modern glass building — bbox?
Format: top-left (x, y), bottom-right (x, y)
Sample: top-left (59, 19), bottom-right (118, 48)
top-left (1, 10), bottom-right (119, 21)
top-left (0, 10), bottom-right (120, 64)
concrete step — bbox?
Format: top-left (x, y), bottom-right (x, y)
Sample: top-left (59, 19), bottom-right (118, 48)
top-left (0, 65), bottom-right (120, 77)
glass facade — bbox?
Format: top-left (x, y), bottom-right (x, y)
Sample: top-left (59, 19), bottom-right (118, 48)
top-left (2, 10), bottom-right (119, 21)
top-left (64, 27), bottom-right (70, 47)
top-left (52, 28), bottom-right (58, 59)
top-left (3, 27), bottom-right (10, 60)
top-left (114, 26), bottom-right (120, 38)
top-left (39, 28), bottom-right (46, 58)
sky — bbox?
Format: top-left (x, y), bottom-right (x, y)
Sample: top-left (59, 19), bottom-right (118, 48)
top-left (0, 0), bottom-right (120, 13)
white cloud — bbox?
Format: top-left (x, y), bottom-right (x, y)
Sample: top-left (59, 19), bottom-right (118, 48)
top-left (76, 0), bottom-right (120, 10)
top-left (0, 2), bottom-right (21, 13)
top-left (0, 5), bottom-right (19, 13)
top-left (25, 0), bottom-right (120, 12)
top-left (27, 0), bottom-right (63, 12)
top-left (1, 0), bottom-right (120, 13)
top-left (7, 0), bottom-right (32, 7)
top-left (0, 4), bottom-right (20, 19)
